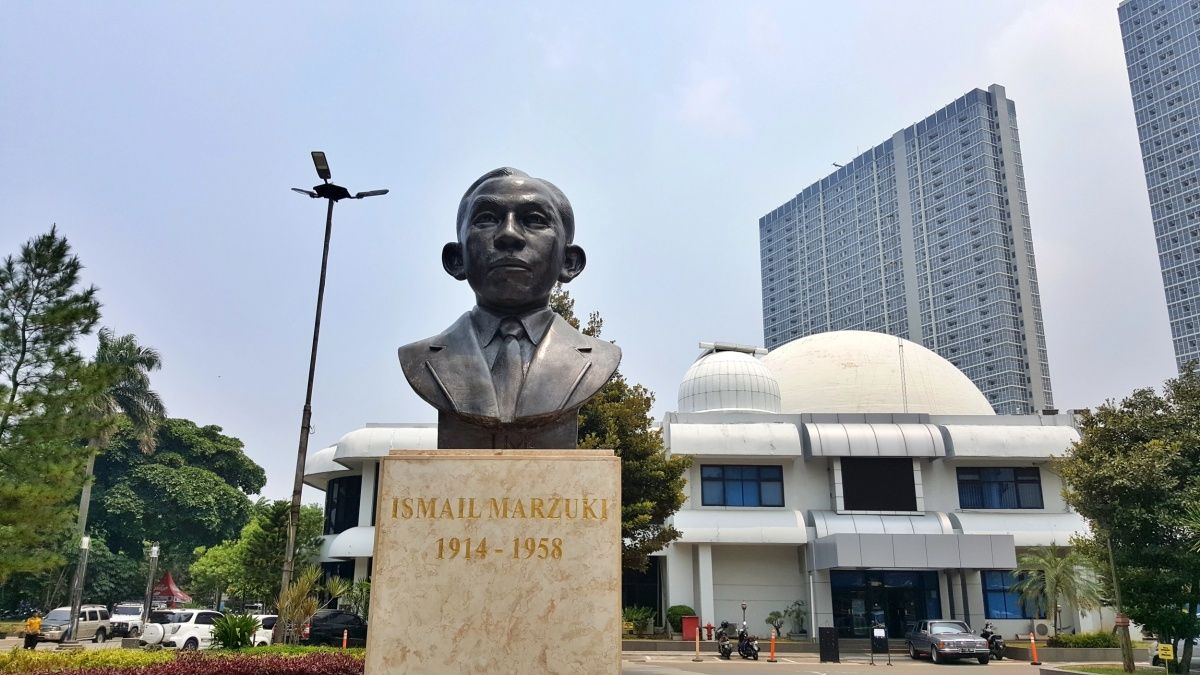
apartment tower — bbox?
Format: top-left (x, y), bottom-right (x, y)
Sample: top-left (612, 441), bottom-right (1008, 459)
top-left (760, 85), bottom-right (1054, 414)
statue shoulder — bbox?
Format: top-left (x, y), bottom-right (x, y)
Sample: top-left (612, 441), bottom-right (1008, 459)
top-left (397, 312), bottom-right (474, 375)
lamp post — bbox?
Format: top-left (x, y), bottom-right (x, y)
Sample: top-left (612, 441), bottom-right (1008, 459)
top-left (741, 601), bottom-right (748, 627)
top-left (63, 535), bottom-right (90, 645)
top-left (141, 544), bottom-right (160, 626)
top-left (276, 152), bottom-right (387, 640)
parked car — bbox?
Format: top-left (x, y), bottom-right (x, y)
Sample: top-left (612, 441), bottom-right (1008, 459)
top-left (139, 609), bottom-right (223, 650)
top-left (252, 614), bottom-right (278, 646)
top-left (905, 620), bottom-right (991, 664)
top-left (1151, 637), bottom-right (1200, 667)
top-left (299, 609), bottom-right (367, 647)
top-left (110, 602), bottom-right (145, 638)
top-left (37, 605), bottom-right (111, 643)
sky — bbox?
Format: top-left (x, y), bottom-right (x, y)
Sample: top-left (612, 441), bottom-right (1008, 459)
top-left (0, 0), bottom-right (1176, 502)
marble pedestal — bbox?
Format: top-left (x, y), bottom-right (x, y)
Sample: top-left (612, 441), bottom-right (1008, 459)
top-left (365, 449), bottom-right (621, 675)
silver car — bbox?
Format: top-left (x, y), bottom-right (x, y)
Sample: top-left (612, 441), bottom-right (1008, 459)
top-left (906, 620), bottom-right (991, 664)
top-left (37, 605), bottom-right (112, 643)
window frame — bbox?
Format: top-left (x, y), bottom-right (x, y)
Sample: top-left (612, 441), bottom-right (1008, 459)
top-left (957, 466), bottom-right (1044, 509)
top-left (982, 570), bottom-right (1040, 619)
top-left (699, 464), bottom-right (785, 507)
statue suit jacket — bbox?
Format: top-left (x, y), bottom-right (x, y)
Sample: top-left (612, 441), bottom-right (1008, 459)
top-left (398, 310), bottom-right (621, 425)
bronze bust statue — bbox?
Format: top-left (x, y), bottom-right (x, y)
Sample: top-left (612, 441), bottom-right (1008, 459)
top-left (398, 168), bottom-right (621, 449)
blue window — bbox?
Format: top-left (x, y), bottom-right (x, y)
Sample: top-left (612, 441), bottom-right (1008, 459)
top-left (700, 465), bottom-right (784, 507)
top-left (982, 570), bottom-right (1038, 619)
top-left (957, 467), bottom-right (1043, 509)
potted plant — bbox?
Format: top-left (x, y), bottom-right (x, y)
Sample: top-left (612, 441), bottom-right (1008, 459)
top-left (765, 611), bottom-right (786, 638)
top-left (622, 606), bottom-right (655, 638)
top-left (784, 599), bottom-right (807, 638)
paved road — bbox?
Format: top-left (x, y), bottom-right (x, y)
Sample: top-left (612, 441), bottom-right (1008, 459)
top-left (622, 652), bottom-right (1046, 675)
top-left (0, 637), bottom-right (121, 651)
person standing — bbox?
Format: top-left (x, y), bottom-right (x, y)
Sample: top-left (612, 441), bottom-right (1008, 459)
top-left (23, 611), bottom-right (41, 650)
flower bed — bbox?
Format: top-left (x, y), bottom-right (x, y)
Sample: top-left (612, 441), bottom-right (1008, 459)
top-left (1, 648), bottom-right (365, 674)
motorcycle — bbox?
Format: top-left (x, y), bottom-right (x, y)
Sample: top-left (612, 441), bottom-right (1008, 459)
top-left (980, 622), bottom-right (1005, 660)
top-left (715, 621), bottom-right (733, 659)
top-left (737, 620), bottom-right (760, 660)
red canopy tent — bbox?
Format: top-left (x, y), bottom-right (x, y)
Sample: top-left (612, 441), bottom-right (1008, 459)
top-left (151, 571), bottom-right (192, 607)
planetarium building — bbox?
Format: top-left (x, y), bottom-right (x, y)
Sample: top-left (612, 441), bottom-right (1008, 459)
top-left (305, 330), bottom-right (1105, 640)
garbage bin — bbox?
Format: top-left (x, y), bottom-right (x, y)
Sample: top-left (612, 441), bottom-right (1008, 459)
top-left (681, 616), bottom-right (699, 642)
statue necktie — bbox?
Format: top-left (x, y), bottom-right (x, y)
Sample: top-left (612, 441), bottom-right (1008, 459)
top-left (492, 318), bottom-right (525, 420)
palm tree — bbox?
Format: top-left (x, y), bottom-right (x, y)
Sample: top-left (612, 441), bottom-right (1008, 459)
top-left (1183, 504), bottom-right (1200, 553)
top-left (1011, 543), bottom-right (1103, 634)
top-left (75, 328), bottom-right (166, 533)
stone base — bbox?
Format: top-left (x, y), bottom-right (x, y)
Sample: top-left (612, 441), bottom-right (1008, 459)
top-left (365, 449), bottom-right (621, 675)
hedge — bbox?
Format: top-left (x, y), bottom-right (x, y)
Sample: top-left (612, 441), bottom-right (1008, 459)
top-left (1, 648), bottom-right (365, 674)
top-left (1046, 631), bottom-right (1121, 648)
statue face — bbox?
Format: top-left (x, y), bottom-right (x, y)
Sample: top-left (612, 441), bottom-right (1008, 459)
top-left (450, 174), bottom-right (583, 313)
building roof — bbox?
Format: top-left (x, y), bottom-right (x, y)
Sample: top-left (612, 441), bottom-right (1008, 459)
top-left (678, 345), bottom-right (781, 414)
top-left (761, 330), bottom-right (995, 416)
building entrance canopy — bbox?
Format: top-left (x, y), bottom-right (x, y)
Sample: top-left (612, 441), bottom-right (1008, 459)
top-left (812, 533), bottom-right (1015, 570)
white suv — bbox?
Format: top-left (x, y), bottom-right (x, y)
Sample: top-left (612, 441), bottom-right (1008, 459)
top-left (140, 609), bottom-right (223, 650)
top-left (110, 603), bottom-right (144, 638)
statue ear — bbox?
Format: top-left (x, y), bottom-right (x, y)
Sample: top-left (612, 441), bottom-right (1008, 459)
top-left (442, 243), bottom-right (467, 280)
top-left (558, 245), bottom-right (586, 283)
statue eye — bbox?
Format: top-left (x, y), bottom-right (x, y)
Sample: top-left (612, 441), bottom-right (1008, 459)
top-left (473, 211), bottom-right (500, 226)
top-left (525, 212), bottom-right (549, 227)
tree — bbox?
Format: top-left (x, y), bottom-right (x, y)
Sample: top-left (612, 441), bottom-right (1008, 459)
top-left (1058, 367), bottom-right (1200, 673)
top-left (190, 541), bottom-right (242, 610)
top-left (0, 228), bottom-right (103, 582)
top-left (1010, 543), bottom-right (1102, 634)
top-left (550, 286), bottom-right (690, 571)
top-left (89, 417), bottom-right (266, 568)
top-left (0, 226), bottom-right (100, 442)
top-left (237, 500), bottom-right (323, 603)
top-left (188, 500), bottom-right (323, 609)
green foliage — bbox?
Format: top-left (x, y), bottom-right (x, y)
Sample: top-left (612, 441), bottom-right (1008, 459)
top-left (1047, 631), bottom-right (1121, 648)
top-left (0, 646), bottom-right (174, 672)
top-left (189, 500), bottom-right (323, 609)
top-left (622, 605), bottom-right (656, 636)
top-left (1058, 366), bottom-right (1200, 671)
top-left (550, 286), bottom-right (690, 571)
top-left (275, 567), bottom-right (348, 645)
top-left (765, 611), bottom-right (785, 636)
top-left (229, 645), bottom-right (365, 658)
top-left (342, 580), bottom-right (370, 622)
top-left (0, 227), bottom-right (103, 583)
top-left (784, 599), bottom-right (807, 633)
top-left (666, 604), bottom-right (694, 632)
top-left (1010, 543), bottom-right (1101, 632)
top-left (212, 613), bottom-right (261, 650)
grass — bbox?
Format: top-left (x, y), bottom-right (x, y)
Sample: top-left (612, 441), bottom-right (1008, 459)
top-left (1069, 666), bottom-right (1169, 674)
top-left (0, 623), bottom-right (22, 636)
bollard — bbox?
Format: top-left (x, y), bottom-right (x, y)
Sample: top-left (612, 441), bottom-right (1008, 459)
top-left (1028, 632), bottom-right (1041, 666)
top-left (692, 618), bottom-right (703, 662)
top-left (768, 629), bottom-right (777, 663)
top-left (342, 628), bottom-right (348, 650)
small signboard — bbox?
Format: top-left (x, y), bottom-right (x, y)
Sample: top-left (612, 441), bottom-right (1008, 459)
top-left (1158, 642), bottom-right (1175, 661)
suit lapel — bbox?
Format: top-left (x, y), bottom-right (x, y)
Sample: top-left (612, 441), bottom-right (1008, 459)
top-left (424, 314), bottom-right (499, 418)
top-left (517, 315), bottom-right (592, 418)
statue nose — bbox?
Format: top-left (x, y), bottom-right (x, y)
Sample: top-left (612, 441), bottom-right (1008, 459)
top-left (494, 214), bottom-right (526, 249)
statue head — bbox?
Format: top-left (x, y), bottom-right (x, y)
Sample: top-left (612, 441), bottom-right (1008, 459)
top-left (442, 168), bottom-right (585, 314)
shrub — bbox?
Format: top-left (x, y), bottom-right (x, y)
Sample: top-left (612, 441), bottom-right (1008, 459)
top-left (8, 651), bottom-right (364, 675)
top-left (1047, 631), bottom-right (1120, 648)
top-left (0, 648), bottom-right (173, 672)
top-left (665, 605), bottom-right (695, 632)
top-left (212, 613), bottom-right (261, 650)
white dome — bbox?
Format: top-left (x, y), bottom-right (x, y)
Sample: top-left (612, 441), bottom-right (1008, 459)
top-left (678, 349), bottom-right (781, 413)
top-left (761, 331), bottom-right (994, 415)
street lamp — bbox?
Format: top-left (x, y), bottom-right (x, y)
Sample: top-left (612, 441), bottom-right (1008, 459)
top-left (141, 544), bottom-right (160, 625)
top-left (277, 152), bottom-right (386, 636)
top-left (741, 601), bottom-right (748, 627)
top-left (63, 535), bottom-right (90, 645)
